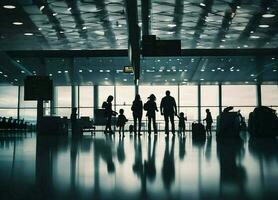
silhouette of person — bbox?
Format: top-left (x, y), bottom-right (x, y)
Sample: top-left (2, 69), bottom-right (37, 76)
top-left (71, 107), bottom-right (79, 135)
top-left (203, 109), bottom-right (213, 136)
top-left (162, 136), bottom-right (175, 190)
top-left (103, 95), bottom-right (117, 134)
top-left (177, 112), bottom-right (187, 136)
top-left (117, 109), bottom-right (128, 137)
top-left (160, 90), bottom-right (177, 135)
top-left (144, 94), bottom-right (158, 135)
top-left (131, 94), bottom-right (143, 135)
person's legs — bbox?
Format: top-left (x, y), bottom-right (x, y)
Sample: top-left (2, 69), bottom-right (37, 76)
top-left (164, 114), bottom-right (169, 134)
top-left (138, 116), bottom-right (142, 135)
top-left (148, 116), bottom-right (152, 134)
top-left (153, 115), bottom-right (157, 134)
top-left (122, 126), bottom-right (125, 137)
top-left (170, 114), bottom-right (175, 134)
top-left (208, 123), bottom-right (212, 136)
top-left (133, 115), bottom-right (137, 134)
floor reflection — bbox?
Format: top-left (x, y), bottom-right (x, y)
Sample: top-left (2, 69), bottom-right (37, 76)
top-left (0, 132), bottom-right (277, 200)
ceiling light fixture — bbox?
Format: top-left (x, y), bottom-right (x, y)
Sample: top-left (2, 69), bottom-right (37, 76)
top-left (24, 33), bottom-right (33, 36)
top-left (262, 13), bottom-right (275, 18)
top-left (259, 24), bottom-right (269, 28)
top-left (39, 6), bottom-right (45, 11)
top-left (4, 5), bottom-right (16, 9)
top-left (250, 35), bottom-right (260, 39)
top-left (200, 3), bottom-right (206, 7)
top-left (167, 24), bottom-right (176, 28)
top-left (53, 13), bottom-right (58, 16)
top-left (13, 22), bottom-right (23, 25)
top-left (67, 7), bottom-right (72, 11)
top-left (79, 69), bottom-right (83, 73)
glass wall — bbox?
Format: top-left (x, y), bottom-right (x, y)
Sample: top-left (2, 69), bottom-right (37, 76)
top-left (57, 86), bottom-right (71, 118)
top-left (261, 85), bottom-right (278, 111)
top-left (1, 84), bottom-right (277, 127)
top-left (0, 86), bottom-right (18, 119)
top-left (222, 85), bottom-right (257, 119)
top-left (79, 86), bottom-right (94, 118)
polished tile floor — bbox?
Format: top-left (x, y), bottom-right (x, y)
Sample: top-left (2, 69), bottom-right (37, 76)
top-left (0, 131), bottom-right (277, 200)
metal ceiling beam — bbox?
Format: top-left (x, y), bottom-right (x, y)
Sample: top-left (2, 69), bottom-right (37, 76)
top-left (173, 0), bottom-right (184, 37)
top-left (237, 0), bottom-right (276, 46)
top-left (94, 0), bottom-right (117, 48)
top-left (5, 48), bottom-right (278, 58)
top-left (213, 0), bottom-right (242, 48)
top-left (141, 0), bottom-right (151, 36)
top-left (191, 0), bottom-right (214, 48)
top-left (33, 0), bottom-right (71, 48)
top-left (65, 0), bottom-right (93, 49)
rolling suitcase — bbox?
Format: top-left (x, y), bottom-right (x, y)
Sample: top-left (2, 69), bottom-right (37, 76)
top-left (192, 121), bottom-right (206, 139)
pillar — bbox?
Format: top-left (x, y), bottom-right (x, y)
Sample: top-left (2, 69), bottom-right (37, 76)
top-left (256, 84), bottom-right (262, 106)
top-left (198, 84), bottom-right (201, 123)
top-left (219, 84), bottom-right (222, 115)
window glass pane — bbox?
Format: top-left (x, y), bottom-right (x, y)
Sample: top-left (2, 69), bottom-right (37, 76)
top-left (262, 85), bottom-right (278, 107)
top-left (222, 85), bottom-right (256, 106)
top-left (0, 109), bottom-right (17, 119)
top-left (98, 86), bottom-right (114, 108)
top-left (179, 85), bottom-right (198, 106)
top-left (20, 109), bottom-right (37, 124)
top-left (0, 86), bottom-right (18, 107)
top-left (115, 86), bottom-right (135, 119)
top-left (57, 86), bottom-right (71, 118)
top-left (20, 87), bottom-right (37, 108)
top-left (201, 85), bottom-right (218, 106)
top-left (79, 86), bottom-right (93, 117)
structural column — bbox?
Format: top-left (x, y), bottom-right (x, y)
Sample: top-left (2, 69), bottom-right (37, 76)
top-left (198, 84), bottom-right (201, 123)
top-left (219, 84), bottom-right (222, 115)
top-left (17, 86), bottom-right (20, 120)
top-left (69, 58), bottom-right (77, 112)
top-left (50, 87), bottom-right (57, 116)
top-left (177, 84), bottom-right (180, 114)
top-left (37, 58), bottom-right (46, 130)
top-left (256, 84), bottom-right (262, 106)
top-left (93, 85), bottom-right (99, 114)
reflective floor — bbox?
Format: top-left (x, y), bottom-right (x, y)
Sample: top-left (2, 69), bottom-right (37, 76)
top-left (0, 131), bottom-right (277, 200)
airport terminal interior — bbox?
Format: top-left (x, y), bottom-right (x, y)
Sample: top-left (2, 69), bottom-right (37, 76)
top-left (0, 0), bottom-right (278, 200)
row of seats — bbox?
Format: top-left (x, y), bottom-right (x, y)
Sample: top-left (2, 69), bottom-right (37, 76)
top-left (0, 116), bottom-right (28, 130)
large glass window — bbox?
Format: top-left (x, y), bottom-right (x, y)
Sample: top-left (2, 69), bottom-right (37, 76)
top-left (0, 86), bottom-right (18, 119)
top-left (79, 86), bottom-right (93, 118)
top-left (261, 85), bottom-right (278, 108)
top-left (179, 85), bottom-right (198, 122)
top-left (19, 87), bottom-right (37, 123)
top-left (201, 85), bottom-right (219, 120)
top-left (57, 86), bottom-right (71, 118)
top-left (98, 86), bottom-right (114, 108)
top-left (115, 86), bottom-right (134, 119)
top-left (222, 85), bottom-right (256, 119)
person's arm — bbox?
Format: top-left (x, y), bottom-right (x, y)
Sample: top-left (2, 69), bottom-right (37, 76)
top-left (155, 103), bottom-right (158, 112)
top-left (173, 98), bottom-right (177, 115)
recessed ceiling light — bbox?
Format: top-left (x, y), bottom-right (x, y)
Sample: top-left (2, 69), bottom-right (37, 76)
top-left (33, 71), bottom-right (36, 74)
top-left (13, 22), bottom-right (23, 25)
top-left (0, 71), bottom-right (2, 74)
top-left (245, 81), bottom-right (249, 84)
top-left (89, 69), bottom-right (93, 72)
top-left (184, 69), bottom-right (188, 72)
top-left (39, 6), bottom-right (45, 11)
top-left (259, 24), bottom-right (269, 28)
top-left (82, 26), bottom-right (87, 30)
top-left (221, 69), bottom-right (225, 72)
top-left (4, 74), bottom-right (8, 77)
top-left (14, 79), bottom-right (18, 81)
top-left (201, 69), bottom-right (205, 72)
top-left (200, 3), bottom-right (206, 7)
top-left (250, 74), bottom-right (255, 77)
top-left (123, 79), bottom-right (127, 82)
top-left (236, 69), bottom-right (240, 72)
top-left (167, 24), bottom-right (176, 28)
top-left (273, 69), bottom-right (277, 72)
top-left (105, 77), bottom-right (108, 80)
top-left (172, 79), bottom-right (175, 81)
top-left (4, 5), bottom-right (16, 9)
top-left (24, 33), bottom-right (33, 36)
top-left (64, 70), bottom-right (68, 73)
top-left (250, 35), bottom-right (260, 39)
top-left (237, 6), bottom-right (240, 9)
top-left (67, 7), bottom-right (72, 11)
top-left (211, 69), bottom-right (215, 72)
top-left (106, 70), bottom-right (110, 72)
top-left (250, 31), bottom-right (254, 34)
top-left (271, 57), bottom-right (275, 60)
top-left (38, 27), bottom-right (42, 31)
top-left (53, 13), bottom-right (58, 16)
top-left (262, 13), bottom-right (275, 18)
top-left (99, 69), bottom-right (104, 72)
top-left (58, 70), bottom-right (62, 74)
top-left (159, 69), bottom-right (163, 72)
top-left (243, 45), bottom-right (249, 48)
top-left (79, 69), bottom-right (83, 73)
top-left (167, 31), bottom-right (174, 35)
top-left (200, 78), bottom-right (204, 81)
top-left (49, 73), bottom-right (52, 76)
top-left (166, 69), bottom-right (171, 72)
top-left (179, 69), bottom-right (183, 72)
top-left (21, 70), bottom-right (25, 73)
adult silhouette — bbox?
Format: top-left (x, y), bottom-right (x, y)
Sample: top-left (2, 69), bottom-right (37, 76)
top-left (103, 95), bottom-right (117, 134)
top-left (131, 94), bottom-right (143, 135)
top-left (160, 90), bottom-right (177, 135)
top-left (144, 94), bottom-right (158, 135)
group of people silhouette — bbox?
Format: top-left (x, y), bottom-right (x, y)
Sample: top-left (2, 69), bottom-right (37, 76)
top-left (102, 90), bottom-right (213, 136)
